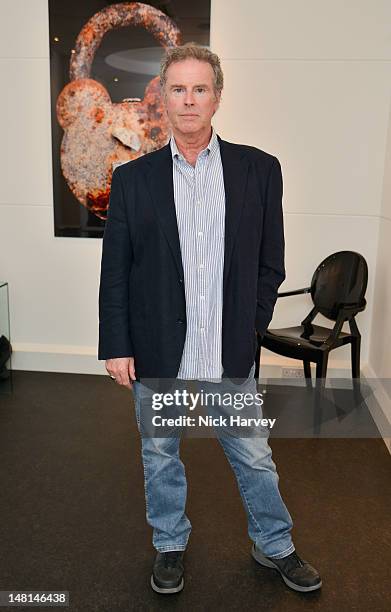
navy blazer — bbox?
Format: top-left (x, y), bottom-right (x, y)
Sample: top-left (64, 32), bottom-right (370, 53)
top-left (98, 134), bottom-right (285, 380)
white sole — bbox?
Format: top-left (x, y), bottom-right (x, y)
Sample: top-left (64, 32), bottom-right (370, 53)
top-left (251, 544), bottom-right (322, 592)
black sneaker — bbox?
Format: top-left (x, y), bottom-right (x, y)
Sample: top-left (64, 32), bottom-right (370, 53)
top-left (251, 544), bottom-right (322, 592)
top-left (151, 550), bottom-right (185, 594)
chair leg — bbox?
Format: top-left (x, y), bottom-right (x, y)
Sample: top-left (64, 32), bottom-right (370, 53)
top-left (303, 361), bottom-right (312, 379)
top-left (316, 353), bottom-right (329, 384)
top-left (351, 336), bottom-right (361, 378)
top-left (303, 360), bottom-right (313, 389)
top-left (313, 354), bottom-right (329, 434)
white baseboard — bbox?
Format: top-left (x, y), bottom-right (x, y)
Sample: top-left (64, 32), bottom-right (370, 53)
top-left (10, 343), bottom-right (106, 375)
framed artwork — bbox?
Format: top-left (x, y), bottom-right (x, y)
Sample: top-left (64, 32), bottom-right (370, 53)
top-left (49, 0), bottom-right (211, 237)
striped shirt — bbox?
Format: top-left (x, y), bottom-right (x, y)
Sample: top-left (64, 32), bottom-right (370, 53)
top-left (170, 127), bottom-right (226, 381)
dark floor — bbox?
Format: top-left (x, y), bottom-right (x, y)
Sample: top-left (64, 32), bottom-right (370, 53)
top-left (0, 370), bottom-right (390, 612)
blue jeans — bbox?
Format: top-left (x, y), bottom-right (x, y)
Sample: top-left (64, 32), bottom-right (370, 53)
top-left (132, 364), bottom-right (295, 558)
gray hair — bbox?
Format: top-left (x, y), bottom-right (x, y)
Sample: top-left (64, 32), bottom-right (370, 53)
top-left (160, 43), bottom-right (224, 96)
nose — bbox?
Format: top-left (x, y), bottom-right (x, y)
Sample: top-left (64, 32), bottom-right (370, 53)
top-left (184, 89), bottom-right (195, 106)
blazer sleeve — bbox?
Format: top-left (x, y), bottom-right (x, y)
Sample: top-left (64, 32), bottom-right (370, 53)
top-left (98, 167), bottom-right (134, 360)
top-left (255, 156), bottom-right (286, 336)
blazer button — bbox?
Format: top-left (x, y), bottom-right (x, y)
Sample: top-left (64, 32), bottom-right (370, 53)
top-left (177, 318), bottom-right (185, 324)
top-left (179, 278), bottom-right (183, 284)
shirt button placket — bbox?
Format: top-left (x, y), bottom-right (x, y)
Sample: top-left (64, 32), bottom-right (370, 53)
top-left (195, 157), bottom-right (205, 375)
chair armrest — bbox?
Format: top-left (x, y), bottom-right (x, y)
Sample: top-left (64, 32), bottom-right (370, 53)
top-left (277, 287), bottom-right (311, 298)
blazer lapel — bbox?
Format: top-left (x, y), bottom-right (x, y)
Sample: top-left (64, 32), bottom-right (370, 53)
top-left (218, 135), bottom-right (250, 292)
top-left (144, 144), bottom-right (185, 281)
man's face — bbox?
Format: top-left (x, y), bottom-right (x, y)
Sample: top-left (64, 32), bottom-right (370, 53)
top-left (163, 58), bottom-right (221, 136)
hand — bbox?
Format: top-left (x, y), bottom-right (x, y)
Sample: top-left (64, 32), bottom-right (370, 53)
top-left (106, 357), bottom-right (136, 390)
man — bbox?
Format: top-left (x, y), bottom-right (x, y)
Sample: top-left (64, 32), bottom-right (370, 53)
top-left (98, 43), bottom-right (321, 595)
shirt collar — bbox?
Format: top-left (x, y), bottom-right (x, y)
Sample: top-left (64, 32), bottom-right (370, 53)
top-left (169, 126), bottom-right (219, 161)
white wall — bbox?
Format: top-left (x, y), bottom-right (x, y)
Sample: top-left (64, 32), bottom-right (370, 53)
top-left (0, 0), bottom-right (390, 375)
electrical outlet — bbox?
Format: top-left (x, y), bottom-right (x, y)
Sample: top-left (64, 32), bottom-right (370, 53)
top-left (282, 368), bottom-right (305, 379)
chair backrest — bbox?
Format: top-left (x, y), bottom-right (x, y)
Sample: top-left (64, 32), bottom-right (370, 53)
top-left (310, 251), bottom-right (368, 321)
